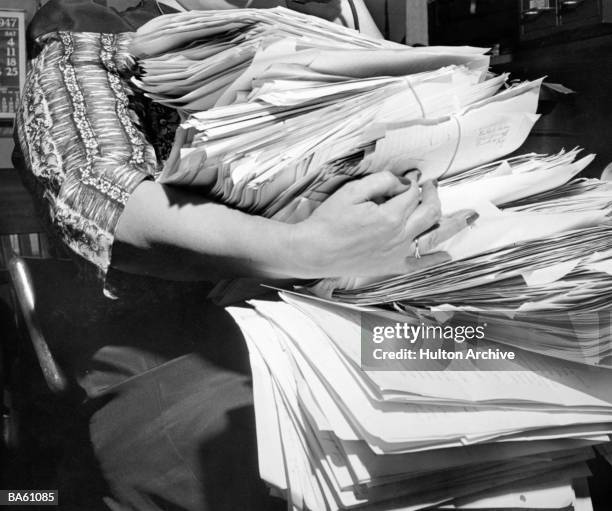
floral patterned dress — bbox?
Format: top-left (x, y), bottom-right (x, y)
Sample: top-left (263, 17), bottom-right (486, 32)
top-left (15, 27), bottom-right (179, 280)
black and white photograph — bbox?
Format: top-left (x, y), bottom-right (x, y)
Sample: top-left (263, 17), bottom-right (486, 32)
top-left (2, 0), bottom-right (612, 510)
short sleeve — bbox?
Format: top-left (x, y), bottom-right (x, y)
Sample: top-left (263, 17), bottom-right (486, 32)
top-left (15, 31), bottom-right (159, 279)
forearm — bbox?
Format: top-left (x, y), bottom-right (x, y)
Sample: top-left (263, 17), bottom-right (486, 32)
top-left (112, 181), bottom-right (315, 282)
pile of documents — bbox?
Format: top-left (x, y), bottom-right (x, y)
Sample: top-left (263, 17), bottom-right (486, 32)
top-left (130, 8), bottom-right (612, 509)
top-left (131, 8), bottom-right (612, 364)
top-left (320, 151), bottom-right (612, 368)
top-left (131, 6), bottom-right (403, 112)
top-left (157, 74), bottom-right (540, 221)
top-left (131, 8), bottom-right (538, 221)
top-left (228, 292), bottom-right (608, 510)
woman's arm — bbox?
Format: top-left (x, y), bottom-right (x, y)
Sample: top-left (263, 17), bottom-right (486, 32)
top-left (113, 174), bottom-right (474, 283)
top-left (112, 180), bottom-right (309, 281)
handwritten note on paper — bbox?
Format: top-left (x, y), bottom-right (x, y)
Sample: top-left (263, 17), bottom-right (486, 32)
top-left (476, 122), bottom-right (511, 148)
top-left (448, 111), bottom-right (540, 177)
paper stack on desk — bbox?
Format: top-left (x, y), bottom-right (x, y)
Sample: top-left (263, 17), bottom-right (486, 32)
top-left (228, 292), bottom-right (607, 510)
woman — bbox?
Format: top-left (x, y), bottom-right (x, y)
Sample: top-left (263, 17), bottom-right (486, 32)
top-left (14, 1), bottom-right (474, 509)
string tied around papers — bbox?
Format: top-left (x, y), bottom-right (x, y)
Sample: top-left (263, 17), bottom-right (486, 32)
top-left (439, 114), bottom-right (462, 181)
top-left (403, 76), bottom-right (427, 119)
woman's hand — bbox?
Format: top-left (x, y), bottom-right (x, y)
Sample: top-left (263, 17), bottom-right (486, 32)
top-left (291, 172), bottom-right (478, 280)
top-left (285, 0), bottom-right (342, 21)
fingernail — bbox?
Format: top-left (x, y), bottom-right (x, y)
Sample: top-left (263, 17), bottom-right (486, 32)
top-left (466, 212), bottom-right (479, 225)
top-left (403, 170), bottom-right (421, 181)
top-left (399, 176), bottom-right (413, 188)
top-left (419, 222), bottom-right (440, 236)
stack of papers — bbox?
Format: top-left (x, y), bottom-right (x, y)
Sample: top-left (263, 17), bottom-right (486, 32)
top-left (130, 8), bottom-right (539, 221)
top-left (158, 73), bottom-right (540, 222)
top-left (228, 293), bottom-right (607, 510)
top-left (130, 6), bottom-right (402, 111)
top-left (321, 152), bottom-right (612, 368)
top-left (130, 7), bottom-right (491, 111)
top-left (129, 9), bottom-right (612, 508)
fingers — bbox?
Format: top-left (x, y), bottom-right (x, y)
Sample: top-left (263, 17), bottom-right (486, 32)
top-left (336, 171), bottom-right (410, 204)
top-left (379, 176), bottom-right (420, 220)
top-left (418, 209), bottom-right (479, 254)
top-left (404, 180), bottom-right (442, 239)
